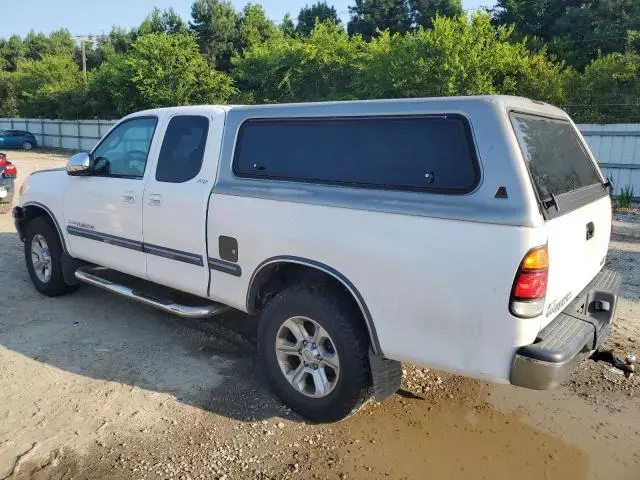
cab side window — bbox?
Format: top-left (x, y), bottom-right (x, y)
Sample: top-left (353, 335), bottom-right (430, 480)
top-left (92, 117), bottom-right (157, 179)
top-left (155, 116), bottom-right (209, 183)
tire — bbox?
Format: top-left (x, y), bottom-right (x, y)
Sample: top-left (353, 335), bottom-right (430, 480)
top-left (0, 203), bottom-right (11, 214)
top-left (24, 217), bottom-right (77, 296)
top-left (22, 141), bottom-right (33, 150)
top-left (258, 282), bottom-right (372, 423)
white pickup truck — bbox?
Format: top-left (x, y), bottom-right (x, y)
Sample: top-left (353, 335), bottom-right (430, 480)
top-left (13, 96), bottom-right (620, 422)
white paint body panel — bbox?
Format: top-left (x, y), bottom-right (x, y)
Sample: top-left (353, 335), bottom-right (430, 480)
top-left (17, 97), bottom-right (613, 385)
top-left (141, 108), bottom-right (227, 296)
top-left (541, 195), bottom-right (611, 328)
top-left (206, 194), bottom-right (547, 382)
top-left (63, 176), bottom-right (148, 277)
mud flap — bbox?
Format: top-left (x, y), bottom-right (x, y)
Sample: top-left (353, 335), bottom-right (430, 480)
top-left (61, 253), bottom-right (85, 286)
top-left (369, 349), bottom-right (402, 401)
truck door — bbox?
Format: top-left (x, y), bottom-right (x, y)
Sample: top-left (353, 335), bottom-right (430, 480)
top-left (142, 112), bottom-right (223, 297)
top-left (63, 116), bottom-right (159, 278)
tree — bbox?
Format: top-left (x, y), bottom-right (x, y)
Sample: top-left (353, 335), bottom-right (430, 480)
top-left (566, 52), bottom-right (640, 122)
top-left (280, 13), bottom-right (297, 37)
top-left (22, 29), bottom-right (75, 61)
top-left (124, 33), bottom-right (236, 111)
top-left (235, 22), bottom-right (365, 103)
top-left (87, 52), bottom-right (137, 117)
top-left (296, 2), bottom-right (341, 36)
top-left (105, 27), bottom-right (138, 54)
top-left (493, 0), bottom-right (640, 69)
top-left (348, 0), bottom-right (412, 40)
top-left (90, 33), bottom-right (238, 117)
top-left (0, 71), bottom-right (18, 116)
top-left (0, 35), bottom-right (26, 72)
top-left (47, 29), bottom-right (76, 57)
top-left (139, 7), bottom-right (188, 35)
top-left (189, 0), bottom-right (240, 71)
top-left (239, 4), bottom-right (278, 52)
top-left (410, 0), bottom-right (463, 29)
top-left (14, 54), bottom-right (85, 117)
top-left (354, 13), bottom-right (568, 103)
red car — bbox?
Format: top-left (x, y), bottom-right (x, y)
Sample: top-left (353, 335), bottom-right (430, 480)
top-left (0, 152), bottom-right (17, 214)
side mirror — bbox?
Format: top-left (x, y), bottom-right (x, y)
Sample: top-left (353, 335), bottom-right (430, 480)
top-left (66, 152), bottom-right (93, 176)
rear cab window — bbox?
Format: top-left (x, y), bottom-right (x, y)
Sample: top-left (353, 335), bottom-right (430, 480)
top-left (156, 115), bottom-right (209, 183)
top-left (233, 115), bottom-right (479, 194)
top-left (510, 113), bottom-right (606, 217)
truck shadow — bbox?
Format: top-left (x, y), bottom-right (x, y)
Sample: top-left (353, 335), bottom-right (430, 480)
top-left (0, 231), bottom-right (291, 423)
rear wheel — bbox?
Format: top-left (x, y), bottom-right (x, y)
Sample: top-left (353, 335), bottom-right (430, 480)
top-left (24, 217), bottom-right (77, 296)
top-left (22, 141), bottom-right (33, 150)
top-left (258, 282), bottom-right (372, 422)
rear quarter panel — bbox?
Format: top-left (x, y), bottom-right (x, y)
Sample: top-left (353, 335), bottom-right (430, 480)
top-left (207, 194), bottom-right (546, 382)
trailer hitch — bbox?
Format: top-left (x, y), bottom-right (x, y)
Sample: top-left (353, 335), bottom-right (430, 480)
top-left (591, 350), bottom-right (636, 378)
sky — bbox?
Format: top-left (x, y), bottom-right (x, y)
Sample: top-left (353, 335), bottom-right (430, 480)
top-left (2, 0), bottom-right (492, 38)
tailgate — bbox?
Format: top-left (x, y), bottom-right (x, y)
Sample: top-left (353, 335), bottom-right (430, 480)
top-left (543, 196), bottom-right (611, 326)
top-left (511, 113), bottom-right (611, 327)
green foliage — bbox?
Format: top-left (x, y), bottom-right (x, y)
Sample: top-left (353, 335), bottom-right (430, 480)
top-left (618, 185), bottom-right (635, 209)
top-left (297, 2), bottom-right (341, 36)
top-left (116, 33), bottom-right (236, 113)
top-left (23, 29), bottom-right (75, 61)
top-left (238, 13), bottom-right (569, 105)
top-left (358, 14), bottom-right (569, 102)
top-left (13, 55), bottom-right (84, 118)
top-left (0, 1), bottom-right (638, 122)
top-left (493, 0), bottom-right (640, 69)
top-left (86, 53), bottom-right (138, 117)
top-left (0, 71), bottom-right (18, 116)
top-left (348, 0), bottom-right (412, 40)
top-left (0, 35), bottom-right (26, 72)
top-left (410, 0), bottom-right (463, 28)
top-left (239, 4), bottom-right (278, 51)
top-left (235, 22), bottom-right (365, 103)
top-left (139, 7), bottom-right (189, 35)
top-left (189, 0), bottom-right (240, 71)
top-left (280, 14), bottom-right (297, 38)
top-left (565, 52), bottom-right (640, 122)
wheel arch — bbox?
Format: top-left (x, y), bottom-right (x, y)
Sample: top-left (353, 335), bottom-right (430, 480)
top-left (247, 256), bottom-right (383, 356)
top-left (16, 202), bottom-right (68, 254)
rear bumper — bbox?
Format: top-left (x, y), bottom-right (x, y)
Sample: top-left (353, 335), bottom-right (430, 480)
top-left (510, 268), bottom-right (621, 390)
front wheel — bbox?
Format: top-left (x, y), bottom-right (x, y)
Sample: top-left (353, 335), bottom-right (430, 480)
top-left (24, 217), bottom-right (77, 296)
top-left (22, 141), bottom-right (33, 150)
top-left (258, 283), bottom-right (372, 422)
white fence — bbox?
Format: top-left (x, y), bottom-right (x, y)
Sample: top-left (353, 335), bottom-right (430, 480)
top-left (0, 118), bottom-right (116, 151)
top-left (1, 116), bottom-right (639, 198)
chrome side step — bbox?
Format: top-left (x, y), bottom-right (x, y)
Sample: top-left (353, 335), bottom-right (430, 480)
top-left (75, 266), bottom-right (230, 319)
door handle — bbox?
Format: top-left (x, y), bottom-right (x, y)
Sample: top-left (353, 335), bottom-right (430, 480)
top-left (122, 191), bottom-right (135, 203)
top-left (586, 222), bottom-right (595, 240)
top-left (148, 194), bottom-right (162, 207)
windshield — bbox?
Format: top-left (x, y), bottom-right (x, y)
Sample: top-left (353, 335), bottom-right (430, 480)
top-left (511, 113), bottom-right (602, 201)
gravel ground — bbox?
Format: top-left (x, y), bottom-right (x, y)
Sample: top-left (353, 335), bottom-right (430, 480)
top-left (1, 150), bottom-right (639, 480)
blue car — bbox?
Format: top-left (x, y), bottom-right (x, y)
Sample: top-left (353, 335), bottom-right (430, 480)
top-left (0, 130), bottom-right (37, 150)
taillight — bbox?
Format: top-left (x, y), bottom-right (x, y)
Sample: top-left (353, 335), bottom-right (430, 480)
top-left (3, 163), bottom-right (17, 177)
top-left (510, 245), bottom-right (549, 318)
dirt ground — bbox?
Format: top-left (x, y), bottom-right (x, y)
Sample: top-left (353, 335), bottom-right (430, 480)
top-left (1, 150), bottom-right (639, 480)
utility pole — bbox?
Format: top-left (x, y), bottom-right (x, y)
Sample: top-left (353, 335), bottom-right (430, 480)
top-left (71, 34), bottom-right (94, 81)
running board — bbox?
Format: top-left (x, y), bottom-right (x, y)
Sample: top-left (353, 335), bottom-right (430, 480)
top-left (74, 266), bottom-right (230, 319)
